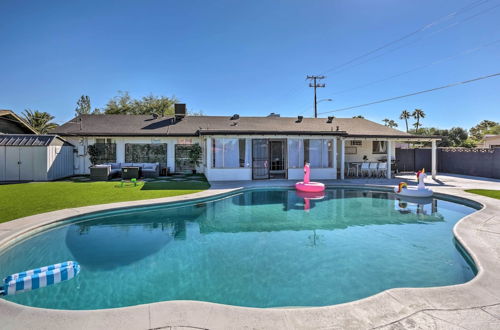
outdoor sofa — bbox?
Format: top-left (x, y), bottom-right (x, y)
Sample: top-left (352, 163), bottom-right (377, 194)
top-left (90, 162), bottom-right (160, 180)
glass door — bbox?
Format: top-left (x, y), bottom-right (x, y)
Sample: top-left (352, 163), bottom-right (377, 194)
top-left (252, 139), bottom-right (269, 179)
top-left (269, 139), bottom-right (287, 179)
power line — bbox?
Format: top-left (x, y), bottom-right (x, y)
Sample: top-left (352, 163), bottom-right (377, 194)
top-left (271, 0), bottom-right (495, 112)
top-left (318, 72), bottom-right (500, 114)
top-left (320, 0), bottom-right (495, 75)
top-left (330, 38), bottom-right (500, 96)
top-left (297, 38), bottom-right (500, 116)
top-left (322, 1), bottom-right (500, 77)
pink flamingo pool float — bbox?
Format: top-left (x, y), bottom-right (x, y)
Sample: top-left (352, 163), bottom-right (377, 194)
top-left (295, 163), bottom-right (325, 193)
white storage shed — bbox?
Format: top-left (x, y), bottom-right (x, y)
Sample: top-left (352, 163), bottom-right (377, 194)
top-left (0, 135), bottom-right (74, 181)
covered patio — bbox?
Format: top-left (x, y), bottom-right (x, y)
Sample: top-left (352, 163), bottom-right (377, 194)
top-left (338, 136), bottom-right (440, 180)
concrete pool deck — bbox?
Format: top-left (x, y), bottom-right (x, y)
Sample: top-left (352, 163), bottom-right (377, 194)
top-left (0, 173), bottom-right (499, 329)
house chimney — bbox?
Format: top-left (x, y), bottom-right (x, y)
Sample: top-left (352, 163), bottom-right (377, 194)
top-left (175, 104), bottom-right (186, 121)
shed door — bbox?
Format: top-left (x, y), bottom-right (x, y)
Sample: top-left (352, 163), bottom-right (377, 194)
top-left (19, 148), bottom-right (34, 181)
top-left (5, 147), bottom-right (20, 180)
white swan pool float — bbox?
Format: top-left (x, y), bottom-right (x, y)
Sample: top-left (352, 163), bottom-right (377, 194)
top-left (394, 168), bottom-right (433, 198)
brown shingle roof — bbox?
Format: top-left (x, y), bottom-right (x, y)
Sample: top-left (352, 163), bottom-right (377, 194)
top-left (0, 110), bottom-right (38, 134)
top-left (51, 114), bottom-right (419, 138)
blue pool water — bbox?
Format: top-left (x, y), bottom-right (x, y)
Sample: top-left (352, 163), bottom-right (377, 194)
top-left (0, 188), bottom-right (478, 310)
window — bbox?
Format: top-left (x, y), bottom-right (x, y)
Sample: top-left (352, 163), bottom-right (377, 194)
top-left (288, 139), bottom-right (304, 168)
top-left (93, 139), bottom-right (116, 163)
top-left (212, 138), bottom-right (249, 168)
top-left (350, 140), bottom-right (362, 146)
top-left (372, 141), bottom-right (387, 154)
top-left (301, 139), bottom-right (334, 168)
top-left (96, 138), bottom-right (115, 144)
top-left (125, 143), bottom-right (167, 166)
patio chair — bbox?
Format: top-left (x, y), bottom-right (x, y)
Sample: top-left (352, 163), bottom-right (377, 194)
top-left (377, 162), bottom-right (387, 177)
top-left (346, 163), bottom-right (357, 177)
top-left (360, 162), bottom-right (370, 177)
top-left (369, 162), bottom-right (378, 177)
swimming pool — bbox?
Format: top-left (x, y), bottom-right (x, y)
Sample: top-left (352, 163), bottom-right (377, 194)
top-left (0, 188), bottom-right (479, 310)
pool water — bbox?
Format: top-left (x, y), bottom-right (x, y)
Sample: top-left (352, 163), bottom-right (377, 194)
top-left (0, 188), bottom-right (478, 310)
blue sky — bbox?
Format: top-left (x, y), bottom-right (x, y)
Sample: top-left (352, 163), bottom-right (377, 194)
top-left (0, 0), bottom-right (499, 129)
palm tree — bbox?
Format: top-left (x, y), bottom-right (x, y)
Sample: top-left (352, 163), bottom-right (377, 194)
top-left (400, 110), bottom-right (411, 132)
top-left (412, 109), bottom-right (425, 132)
top-left (22, 109), bottom-right (58, 134)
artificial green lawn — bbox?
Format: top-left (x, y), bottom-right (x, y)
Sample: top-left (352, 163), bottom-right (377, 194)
top-left (0, 179), bottom-right (210, 223)
top-left (465, 189), bottom-right (500, 200)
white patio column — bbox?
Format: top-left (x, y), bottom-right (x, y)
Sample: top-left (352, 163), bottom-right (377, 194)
top-left (340, 139), bottom-right (345, 180)
top-left (206, 137), bottom-right (212, 169)
top-left (116, 138), bottom-right (125, 163)
top-left (386, 140), bottom-right (392, 179)
top-left (431, 139), bottom-right (437, 180)
top-left (333, 139), bottom-right (337, 179)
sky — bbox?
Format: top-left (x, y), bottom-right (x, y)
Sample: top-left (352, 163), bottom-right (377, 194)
top-left (0, 0), bottom-right (499, 129)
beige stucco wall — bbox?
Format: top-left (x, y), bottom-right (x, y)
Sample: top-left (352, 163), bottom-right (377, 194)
top-left (482, 135), bottom-right (500, 148)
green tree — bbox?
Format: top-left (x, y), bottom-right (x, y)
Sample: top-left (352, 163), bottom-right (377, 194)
top-left (22, 109), bottom-right (58, 134)
top-left (387, 120), bottom-right (398, 128)
top-left (382, 118), bottom-right (398, 128)
top-left (103, 91), bottom-right (179, 116)
top-left (400, 110), bottom-right (411, 132)
top-left (469, 120), bottom-right (499, 140)
top-left (75, 95), bottom-right (91, 116)
top-left (448, 127), bottom-right (468, 146)
top-left (412, 109), bottom-right (425, 132)
top-left (352, 115), bottom-right (364, 118)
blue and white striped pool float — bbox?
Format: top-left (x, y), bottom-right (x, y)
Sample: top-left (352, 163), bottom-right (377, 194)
top-left (1, 261), bottom-right (80, 296)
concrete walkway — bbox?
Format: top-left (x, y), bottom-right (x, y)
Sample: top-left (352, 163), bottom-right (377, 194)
top-left (0, 173), bottom-right (499, 329)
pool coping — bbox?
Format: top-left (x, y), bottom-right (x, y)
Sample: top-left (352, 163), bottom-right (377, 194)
top-left (1, 182), bottom-right (499, 329)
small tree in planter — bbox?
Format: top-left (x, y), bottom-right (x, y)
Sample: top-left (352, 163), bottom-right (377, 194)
top-left (87, 144), bottom-right (101, 166)
top-left (188, 143), bottom-right (202, 174)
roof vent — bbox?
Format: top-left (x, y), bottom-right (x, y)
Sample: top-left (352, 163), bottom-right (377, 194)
top-left (296, 115), bottom-right (303, 123)
top-left (336, 126), bottom-right (340, 131)
top-left (267, 113), bottom-right (280, 117)
top-left (327, 116), bottom-right (334, 123)
top-left (231, 114), bottom-right (239, 120)
top-left (175, 104), bottom-right (187, 121)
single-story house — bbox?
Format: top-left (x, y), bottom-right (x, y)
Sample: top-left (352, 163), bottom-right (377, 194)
top-left (0, 110), bottom-right (38, 134)
top-left (481, 135), bottom-right (500, 149)
top-left (52, 104), bottom-right (440, 181)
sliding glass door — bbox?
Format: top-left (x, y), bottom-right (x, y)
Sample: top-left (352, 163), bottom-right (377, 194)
top-left (252, 139), bottom-right (287, 180)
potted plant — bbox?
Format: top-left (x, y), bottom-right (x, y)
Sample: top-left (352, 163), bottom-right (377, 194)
top-left (87, 144), bottom-right (100, 166)
top-left (188, 143), bottom-right (202, 174)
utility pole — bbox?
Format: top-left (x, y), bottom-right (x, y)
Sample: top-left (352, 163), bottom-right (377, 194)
top-left (306, 75), bottom-right (326, 118)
